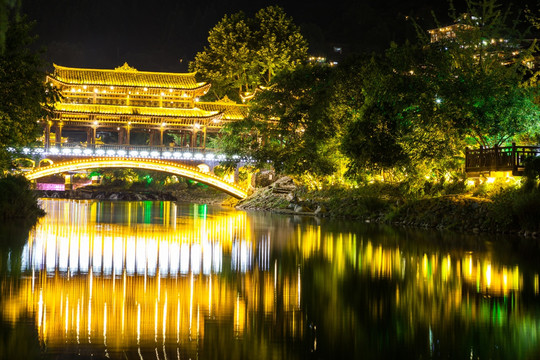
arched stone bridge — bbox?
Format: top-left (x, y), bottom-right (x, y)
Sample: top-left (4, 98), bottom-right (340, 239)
top-left (24, 157), bottom-right (248, 199)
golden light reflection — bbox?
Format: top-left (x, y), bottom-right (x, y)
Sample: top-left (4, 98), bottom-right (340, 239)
top-left (22, 200), bottom-right (253, 275)
top-left (296, 224), bottom-right (523, 298)
top-left (2, 200), bottom-right (301, 353)
top-left (3, 200), bottom-right (539, 358)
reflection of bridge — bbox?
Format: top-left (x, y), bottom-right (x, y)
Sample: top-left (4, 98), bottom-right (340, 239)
top-left (1, 200), bottom-right (300, 358)
top-left (24, 156), bottom-right (248, 199)
top-left (21, 201), bottom-right (258, 275)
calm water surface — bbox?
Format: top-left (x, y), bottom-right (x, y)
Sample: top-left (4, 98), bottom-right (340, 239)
top-left (1, 199), bottom-right (540, 359)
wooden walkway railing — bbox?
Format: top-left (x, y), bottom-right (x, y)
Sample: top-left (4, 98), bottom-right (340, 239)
top-left (465, 143), bottom-right (540, 175)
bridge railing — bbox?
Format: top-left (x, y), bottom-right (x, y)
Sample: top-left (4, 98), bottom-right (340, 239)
top-left (465, 143), bottom-right (540, 175)
top-left (56, 143), bottom-right (208, 151)
top-left (22, 143), bottom-right (247, 163)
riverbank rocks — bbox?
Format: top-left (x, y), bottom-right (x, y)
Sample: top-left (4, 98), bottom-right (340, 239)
top-left (271, 176), bottom-right (296, 194)
top-left (237, 177), bottom-right (327, 216)
top-left (314, 205), bottom-right (327, 214)
top-left (251, 170), bottom-right (277, 188)
top-left (237, 176), bottom-right (297, 211)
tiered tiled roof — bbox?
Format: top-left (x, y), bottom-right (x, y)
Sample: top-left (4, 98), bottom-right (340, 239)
top-left (51, 63), bottom-right (209, 90)
top-left (54, 103), bottom-right (220, 119)
top-left (198, 98), bottom-right (248, 120)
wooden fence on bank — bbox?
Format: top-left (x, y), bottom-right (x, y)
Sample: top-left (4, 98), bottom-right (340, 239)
top-left (465, 143), bottom-right (540, 175)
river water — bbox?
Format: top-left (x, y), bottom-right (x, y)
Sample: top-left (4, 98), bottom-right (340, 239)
top-left (1, 199), bottom-right (540, 359)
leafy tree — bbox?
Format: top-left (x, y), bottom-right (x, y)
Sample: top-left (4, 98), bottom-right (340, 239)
top-left (342, 0), bottom-right (540, 184)
top-left (0, 16), bottom-right (57, 170)
top-left (218, 64), bottom-right (341, 176)
top-left (190, 6), bottom-right (308, 101)
top-left (189, 12), bottom-right (255, 101)
top-left (0, 0), bottom-right (19, 53)
top-left (431, 0), bottom-right (540, 147)
top-left (252, 6), bottom-right (308, 84)
top-left (0, 174), bottom-right (44, 221)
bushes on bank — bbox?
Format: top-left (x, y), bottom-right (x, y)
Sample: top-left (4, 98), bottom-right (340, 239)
top-left (0, 175), bottom-right (44, 221)
top-left (292, 172), bottom-right (540, 233)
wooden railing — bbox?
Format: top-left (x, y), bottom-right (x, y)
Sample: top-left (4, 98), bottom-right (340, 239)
top-left (465, 143), bottom-right (540, 175)
top-left (47, 142), bottom-right (211, 152)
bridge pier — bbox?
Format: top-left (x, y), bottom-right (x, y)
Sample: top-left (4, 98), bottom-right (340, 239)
top-left (64, 174), bottom-right (73, 190)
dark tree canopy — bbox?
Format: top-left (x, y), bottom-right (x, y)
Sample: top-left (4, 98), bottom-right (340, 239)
top-left (0, 0), bottom-right (19, 53)
top-left (0, 16), bottom-right (57, 170)
top-left (341, 0), bottom-right (540, 182)
top-left (219, 64), bottom-right (342, 176)
top-left (190, 6), bottom-right (308, 102)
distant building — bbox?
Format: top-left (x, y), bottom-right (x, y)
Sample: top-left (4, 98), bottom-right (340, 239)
top-left (427, 14), bottom-right (478, 43)
top-left (427, 15), bottom-right (536, 69)
top-left (427, 23), bottom-right (474, 43)
top-left (307, 56), bottom-right (338, 67)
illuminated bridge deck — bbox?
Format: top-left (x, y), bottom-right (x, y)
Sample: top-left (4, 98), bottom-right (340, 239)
top-left (21, 145), bottom-right (242, 162)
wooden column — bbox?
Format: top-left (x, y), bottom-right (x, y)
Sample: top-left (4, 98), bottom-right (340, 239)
top-left (55, 122), bottom-right (63, 146)
top-left (45, 121), bottom-right (51, 149)
top-left (86, 128), bottom-right (92, 145)
top-left (92, 126), bottom-right (97, 146)
top-left (126, 126), bottom-right (131, 145)
top-left (202, 126), bottom-right (207, 149)
top-left (191, 129), bottom-right (197, 148)
top-left (118, 128), bottom-right (125, 145)
top-left (148, 130), bottom-right (154, 146)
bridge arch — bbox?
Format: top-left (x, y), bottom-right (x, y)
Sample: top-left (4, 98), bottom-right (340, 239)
top-left (24, 157), bottom-right (248, 199)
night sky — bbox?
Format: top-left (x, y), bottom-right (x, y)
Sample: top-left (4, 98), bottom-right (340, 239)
top-left (21, 0), bottom-right (537, 73)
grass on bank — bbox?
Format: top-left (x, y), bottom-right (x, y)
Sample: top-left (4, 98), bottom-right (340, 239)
top-left (293, 164), bottom-right (540, 233)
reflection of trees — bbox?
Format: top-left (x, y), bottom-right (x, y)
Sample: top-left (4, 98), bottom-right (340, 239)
top-left (296, 224), bottom-right (540, 359)
top-left (0, 221), bottom-right (33, 281)
top-left (0, 222), bottom-right (37, 359)
top-left (0, 314), bottom-right (42, 360)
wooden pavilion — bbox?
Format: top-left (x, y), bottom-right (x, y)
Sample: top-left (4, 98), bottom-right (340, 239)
top-left (42, 63), bottom-right (247, 149)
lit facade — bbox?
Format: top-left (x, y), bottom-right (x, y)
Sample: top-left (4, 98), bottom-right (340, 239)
top-left (427, 23), bottom-right (473, 43)
top-left (43, 63), bottom-right (247, 149)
